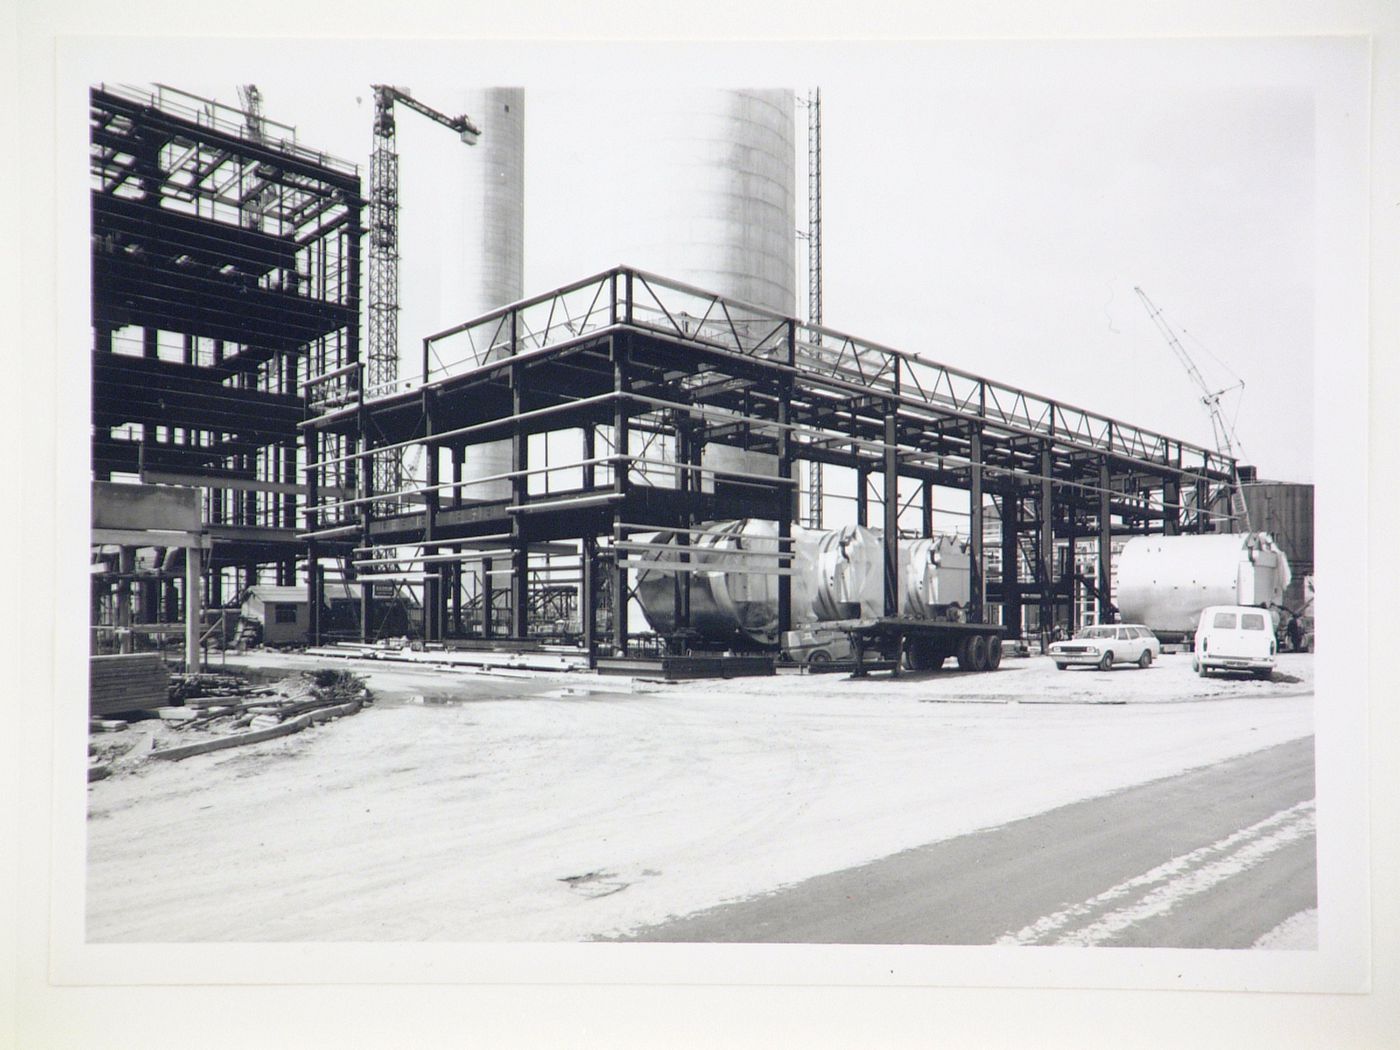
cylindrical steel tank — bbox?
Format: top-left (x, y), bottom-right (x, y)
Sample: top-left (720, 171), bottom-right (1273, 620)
top-left (440, 87), bottom-right (524, 501)
top-left (1115, 532), bottom-right (1293, 634)
top-left (607, 89), bottom-right (797, 315)
top-left (634, 522), bottom-right (972, 648)
top-left (901, 535), bottom-right (972, 619)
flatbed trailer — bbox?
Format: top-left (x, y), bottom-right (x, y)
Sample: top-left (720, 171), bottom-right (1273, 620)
top-left (820, 616), bottom-right (1009, 677)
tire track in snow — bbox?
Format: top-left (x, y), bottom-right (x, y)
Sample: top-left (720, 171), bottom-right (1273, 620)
top-left (998, 799), bottom-right (1316, 946)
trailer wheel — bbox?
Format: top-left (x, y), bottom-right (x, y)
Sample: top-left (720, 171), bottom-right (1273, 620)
top-left (905, 639), bottom-right (944, 672)
top-left (1098, 651), bottom-right (1114, 672)
top-left (985, 635), bottom-right (1003, 671)
top-left (956, 636), bottom-right (975, 671)
top-left (960, 634), bottom-right (989, 672)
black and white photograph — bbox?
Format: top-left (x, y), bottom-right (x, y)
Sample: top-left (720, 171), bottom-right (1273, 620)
top-left (8, 5), bottom-right (1399, 1049)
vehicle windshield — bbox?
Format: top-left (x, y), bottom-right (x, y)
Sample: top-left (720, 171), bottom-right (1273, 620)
top-left (1076, 626), bottom-right (1114, 639)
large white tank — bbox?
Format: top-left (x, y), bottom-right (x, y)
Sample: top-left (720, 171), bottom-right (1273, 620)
top-left (1115, 532), bottom-right (1292, 634)
top-left (609, 88), bottom-right (797, 315)
top-left (440, 87), bottom-right (524, 501)
top-left (634, 522), bottom-right (971, 648)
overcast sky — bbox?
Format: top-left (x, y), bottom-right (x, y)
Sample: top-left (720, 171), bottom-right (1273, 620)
top-left (108, 36), bottom-right (1368, 485)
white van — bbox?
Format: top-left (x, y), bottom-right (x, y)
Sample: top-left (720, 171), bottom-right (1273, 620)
top-left (1192, 605), bottom-right (1277, 679)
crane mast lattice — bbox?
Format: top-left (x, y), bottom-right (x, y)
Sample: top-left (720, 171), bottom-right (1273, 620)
top-left (805, 87), bottom-right (823, 529)
top-left (1133, 286), bottom-right (1253, 532)
top-left (366, 85), bottom-right (480, 498)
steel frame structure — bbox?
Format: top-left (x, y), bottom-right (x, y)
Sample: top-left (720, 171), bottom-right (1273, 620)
top-left (91, 83), bottom-right (364, 617)
top-left (301, 266), bottom-right (1239, 656)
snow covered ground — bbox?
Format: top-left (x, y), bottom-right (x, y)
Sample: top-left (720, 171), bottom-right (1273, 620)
top-left (85, 652), bottom-right (1314, 942)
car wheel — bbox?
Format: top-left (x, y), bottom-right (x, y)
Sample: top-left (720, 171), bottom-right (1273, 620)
top-left (1197, 662), bottom-right (1209, 678)
top-left (1055, 662), bottom-right (1067, 671)
top-left (808, 650), bottom-right (831, 666)
top-left (1138, 649), bottom-right (1152, 669)
top-left (1098, 651), bottom-right (1114, 672)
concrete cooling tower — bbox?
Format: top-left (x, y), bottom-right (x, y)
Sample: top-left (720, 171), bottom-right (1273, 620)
top-left (440, 87), bottom-right (524, 501)
top-left (618, 88), bottom-right (798, 315)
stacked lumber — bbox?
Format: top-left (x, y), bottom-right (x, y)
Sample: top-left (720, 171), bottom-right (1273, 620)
top-left (90, 654), bottom-right (171, 716)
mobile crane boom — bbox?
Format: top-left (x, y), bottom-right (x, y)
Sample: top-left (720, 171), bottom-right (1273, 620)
top-left (1133, 286), bottom-right (1253, 532)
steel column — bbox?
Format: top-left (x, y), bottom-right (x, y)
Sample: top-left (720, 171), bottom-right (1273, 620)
top-left (1039, 445), bottom-right (1055, 639)
top-left (1098, 457), bottom-right (1113, 623)
top-left (184, 543), bottom-right (202, 673)
top-left (612, 338), bottom-right (630, 655)
top-left (1000, 487), bottom-right (1021, 636)
top-left (882, 407), bottom-right (899, 618)
top-left (510, 361), bottom-right (528, 639)
top-left (1163, 478), bottom-right (1181, 536)
top-left (968, 428), bottom-right (984, 623)
top-left (778, 376), bottom-right (794, 634)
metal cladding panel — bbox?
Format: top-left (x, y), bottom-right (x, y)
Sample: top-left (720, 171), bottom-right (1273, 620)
top-left (618, 89), bottom-right (797, 315)
top-left (1116, 532), bottom-right (1292, 634)
top-left (1243, 483), bottom-right (1314, 574)
top-left (441, 88), bottom-right (525, 502)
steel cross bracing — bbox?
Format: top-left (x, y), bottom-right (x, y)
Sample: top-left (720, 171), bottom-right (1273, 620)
top-left (325, 268), bottom-right (1232, 479)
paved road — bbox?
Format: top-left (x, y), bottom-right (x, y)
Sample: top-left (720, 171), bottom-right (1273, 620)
top-left (622, 735), bottom-right (1316, 947)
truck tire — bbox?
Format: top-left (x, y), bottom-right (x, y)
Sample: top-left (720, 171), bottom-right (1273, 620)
top-left (956, 636), bottom-right (975, 671)
top-left (906, 638), bottom-right (943, 671)
top-left (1098, 651), bottom-right (1114, 672)
top-left (985, 635), bottom-right (1003, 671)
top-left (963, 634), bottom-right (989, 672)
top-left (1138, 649), bottom-right (1152, 669)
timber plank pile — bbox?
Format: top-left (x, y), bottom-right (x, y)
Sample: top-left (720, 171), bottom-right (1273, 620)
top-left (89, 654), bottom-right (171, 716)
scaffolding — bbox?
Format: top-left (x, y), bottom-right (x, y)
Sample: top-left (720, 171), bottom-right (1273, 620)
top-left (300, 266), bottom-right (1240, 659)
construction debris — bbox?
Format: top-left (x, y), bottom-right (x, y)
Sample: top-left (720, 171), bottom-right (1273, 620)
top-left (89, 669), bottom-right (374, 775)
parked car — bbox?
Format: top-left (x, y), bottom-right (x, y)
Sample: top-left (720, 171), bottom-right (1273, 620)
top-left (1192, 605), bottom-right (1277, 679)
top-left (1048, 624), bottom-right (1161, 671)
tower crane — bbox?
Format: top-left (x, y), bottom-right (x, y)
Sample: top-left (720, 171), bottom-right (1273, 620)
top-left (236, 84), bottom-right (272, 230)
top-left (1133, 286), bottom-right (1253, 532)
top-left (366, 85), bottom-right (480, 497)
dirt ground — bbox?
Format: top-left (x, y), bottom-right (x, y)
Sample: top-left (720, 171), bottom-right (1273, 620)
top-left (85, 651), bottom-right (1314, 941)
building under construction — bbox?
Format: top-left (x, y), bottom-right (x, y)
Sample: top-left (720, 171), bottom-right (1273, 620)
top-left (89, 84), bottom-right (363, 659)
top-left (300, 266), bottom-right (1242, 660)
top-left (88, 84), bottom-right (1256, 668)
